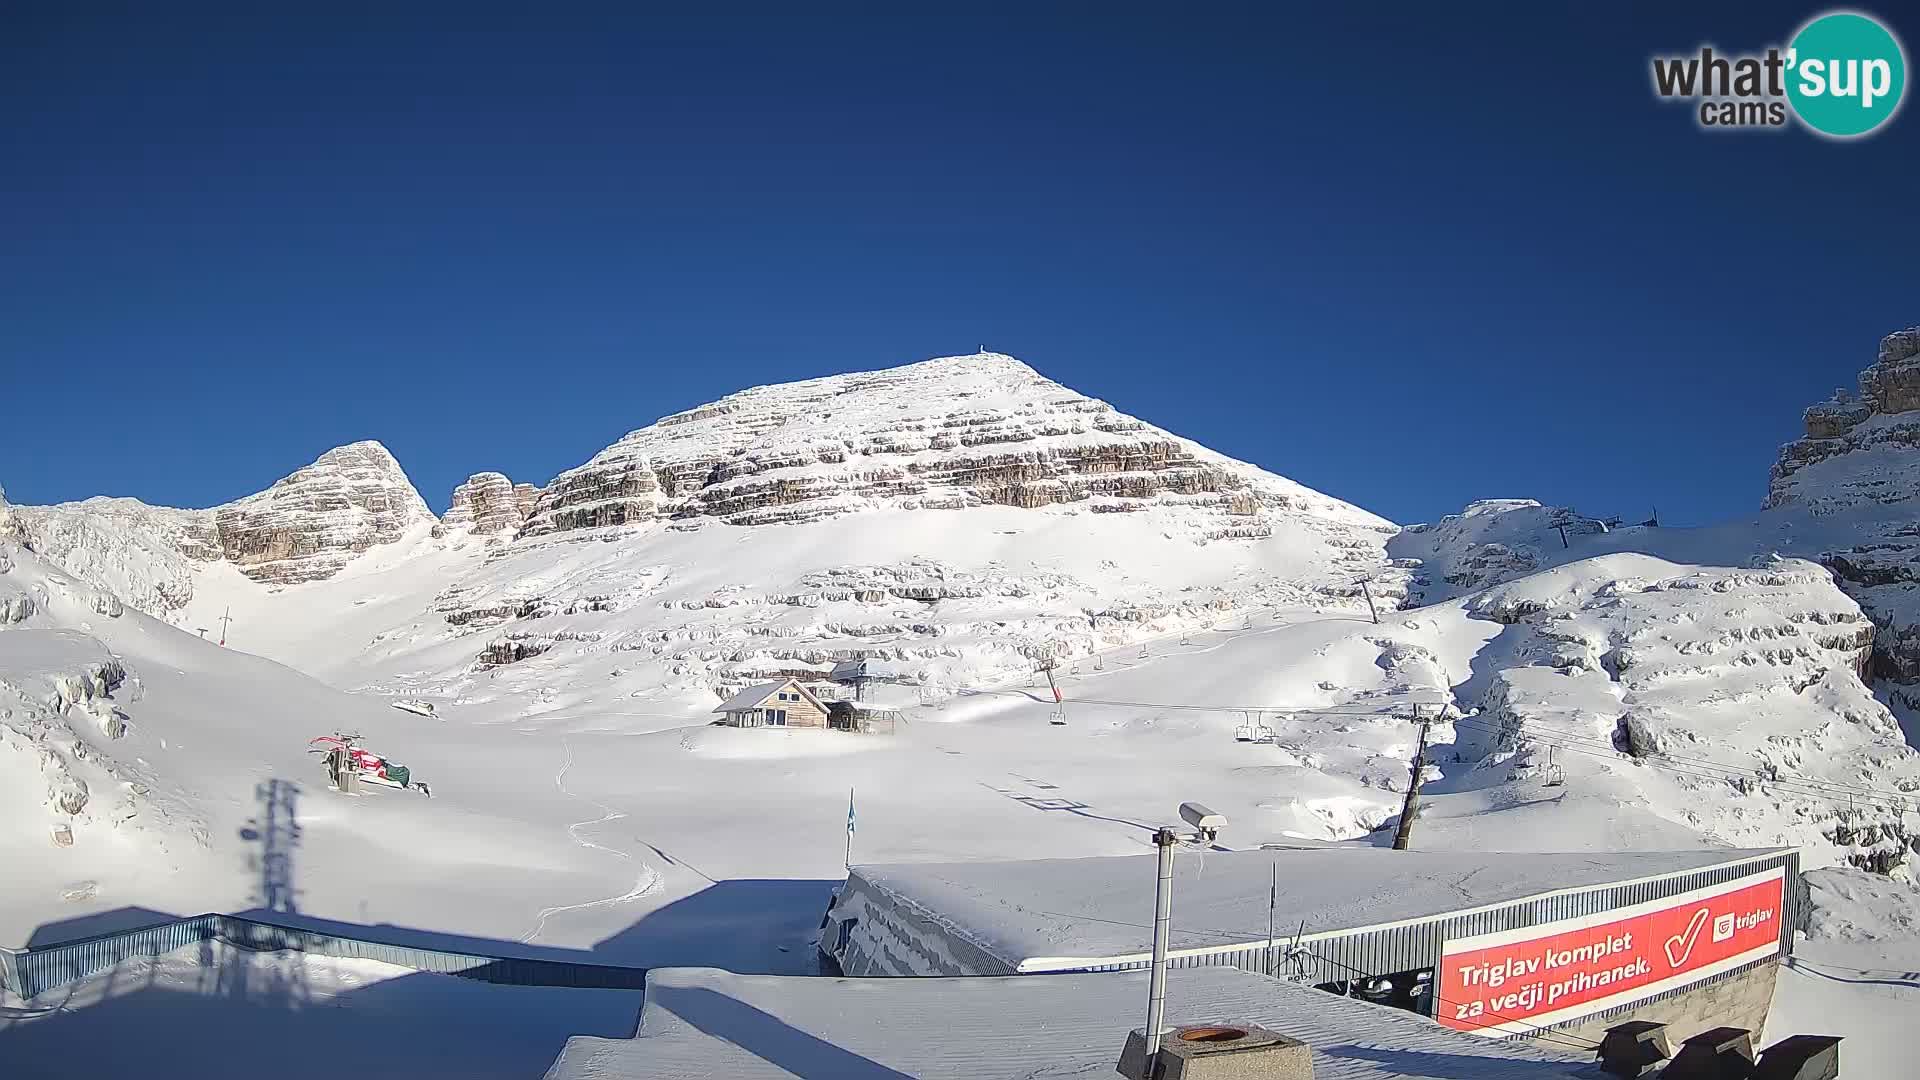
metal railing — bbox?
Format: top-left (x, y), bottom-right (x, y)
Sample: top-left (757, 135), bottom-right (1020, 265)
top-left (0, 912), bottom-right (649, 1001)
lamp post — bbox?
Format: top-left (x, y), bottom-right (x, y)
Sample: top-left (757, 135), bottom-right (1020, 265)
top-left (1142, 802), bottom-right (1227, 1072)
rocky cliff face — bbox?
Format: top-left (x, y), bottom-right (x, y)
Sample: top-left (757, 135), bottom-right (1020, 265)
top-left (1770, 328), bottom-right (1920, 512)
top-left (522, 353), bottom-right (1391, 544)
top-left (443, 472), bottom-right (536, 536)
top-left (1770, 327), bottom-right (1920, 702)
top-left (211, 441), bottom-right (437, 584)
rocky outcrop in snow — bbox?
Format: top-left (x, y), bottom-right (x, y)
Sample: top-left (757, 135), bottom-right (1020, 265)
top-left (0, 545), bottom-right (167, 849)
top-left (522, 353), bottom-right (1391, 545)
top-left (1390, 499), bottom-right (1626, 604)
top-left (7, 498), bottom-right (222, 617)
top-left (443, 472), bottom-right (535, 536)
top-left (1769, 326), bottom-right (1920, 701)
top-left (214, 441), bottom-right (436, 584)
top-left (1453, 553), bottom-right (1919, 874)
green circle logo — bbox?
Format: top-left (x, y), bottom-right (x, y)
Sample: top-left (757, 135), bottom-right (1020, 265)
top-left (1786, 11), bottom-right (1907, 137)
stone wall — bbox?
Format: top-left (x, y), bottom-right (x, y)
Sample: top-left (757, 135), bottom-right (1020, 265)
top-left (1527, 959), bottom-right (1778, 1051)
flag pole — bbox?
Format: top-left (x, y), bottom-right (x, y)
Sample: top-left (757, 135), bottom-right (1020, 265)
top-left (845, 785), bottom-right (855, 869)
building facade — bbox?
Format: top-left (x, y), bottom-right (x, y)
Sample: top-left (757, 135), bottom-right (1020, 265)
top-left (712, 679), bottom-right (829, 728)
top-left (819, 846), bottom-right (1805, 1046)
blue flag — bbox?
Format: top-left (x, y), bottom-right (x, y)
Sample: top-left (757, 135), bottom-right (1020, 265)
top-left (847, 787), bottom-right (856, 836)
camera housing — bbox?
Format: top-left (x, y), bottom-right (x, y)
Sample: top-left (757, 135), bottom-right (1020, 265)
top-left (1179, 802), bottom-right (1227, 834)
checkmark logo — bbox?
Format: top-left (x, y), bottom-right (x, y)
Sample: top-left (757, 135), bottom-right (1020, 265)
top-left (1665, 907), bottom-right (1711, 968)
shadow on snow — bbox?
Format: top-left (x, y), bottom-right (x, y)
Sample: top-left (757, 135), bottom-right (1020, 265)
top-left (5, 780), bottom-right (837, 1077)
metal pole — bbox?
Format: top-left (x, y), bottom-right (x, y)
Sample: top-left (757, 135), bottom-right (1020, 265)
top-left (1358, 578), bottom-right (1379, 624)
top-left (1392, 706), bottom-right (1432, 851)
top-left (1144, 827), bottom-right (1177, 1070)
top-left (1265, 861), bottom-right (1277, 977)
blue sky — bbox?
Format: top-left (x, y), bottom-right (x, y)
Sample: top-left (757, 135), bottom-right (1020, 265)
top-left (1, 3), bottom-right (1913, 526)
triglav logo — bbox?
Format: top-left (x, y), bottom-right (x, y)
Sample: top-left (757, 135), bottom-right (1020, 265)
top-left (1651, 9), bottom-right (1907, 137)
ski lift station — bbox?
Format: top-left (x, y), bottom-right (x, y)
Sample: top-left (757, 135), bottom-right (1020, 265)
top-left (819, 845), bottom-right (1803, 1046)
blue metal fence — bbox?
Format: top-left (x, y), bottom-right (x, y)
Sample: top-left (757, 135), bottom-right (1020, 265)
top-left (0, 913), bottom-right (648, 1001)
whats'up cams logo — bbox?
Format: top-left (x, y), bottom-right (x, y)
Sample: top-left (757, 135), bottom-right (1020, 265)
top-left (1652, 9), bottom-right (1906, 137)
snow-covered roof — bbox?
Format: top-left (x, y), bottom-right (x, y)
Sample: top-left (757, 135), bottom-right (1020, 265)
top-left (544, 965), bottom-right (1593, 1080)
top-left (850, 846), bottom-right (1790, 971)
top-left (711, 679), bottom-right (821, 714)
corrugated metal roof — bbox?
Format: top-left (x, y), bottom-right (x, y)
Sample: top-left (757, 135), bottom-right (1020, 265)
top-left (850, 846), bottom-right (1792, 970)
top-left (545, 965), bottom-right (1597, 1080)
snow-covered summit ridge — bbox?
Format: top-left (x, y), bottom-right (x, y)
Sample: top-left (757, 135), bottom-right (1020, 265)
top-left (523, 351), bottom-right (1392, 539)
top-left (8, 439), bottom-right (436, 611)
top-left (1390, 499), bottom-right (1630, 604)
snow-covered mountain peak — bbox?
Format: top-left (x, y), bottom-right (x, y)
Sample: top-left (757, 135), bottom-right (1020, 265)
top-left (7, 439), bottom-right (438, 612)
top-left (648, 351), bottom-right (1044, 426)
top-left (211, 439), bottom-right (436, 584)
top-left (524, 351), bottom-right (1391, 539)
top-left (1458, 498), bottom-right (1543, 517)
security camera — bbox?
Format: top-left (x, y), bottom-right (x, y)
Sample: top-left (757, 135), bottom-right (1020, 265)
top-left (1179, 802), bottom-right (1227, 834)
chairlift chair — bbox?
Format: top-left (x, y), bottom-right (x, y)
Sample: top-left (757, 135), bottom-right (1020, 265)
top-left (1545, 764), bottom-right (1566, 787)
top-left (1048, 708), bottom-right (1068, 727)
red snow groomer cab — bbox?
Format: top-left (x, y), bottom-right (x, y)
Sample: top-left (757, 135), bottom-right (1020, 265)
top-left (308, 735), bottom-right (432, 797)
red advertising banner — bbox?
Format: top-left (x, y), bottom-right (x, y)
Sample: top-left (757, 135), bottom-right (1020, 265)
top-left (1437, 867), bottom-right (1785, 1034)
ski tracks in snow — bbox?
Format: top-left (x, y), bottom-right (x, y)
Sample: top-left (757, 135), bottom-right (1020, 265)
top-left (521, 737), bottom-right (664, 944)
